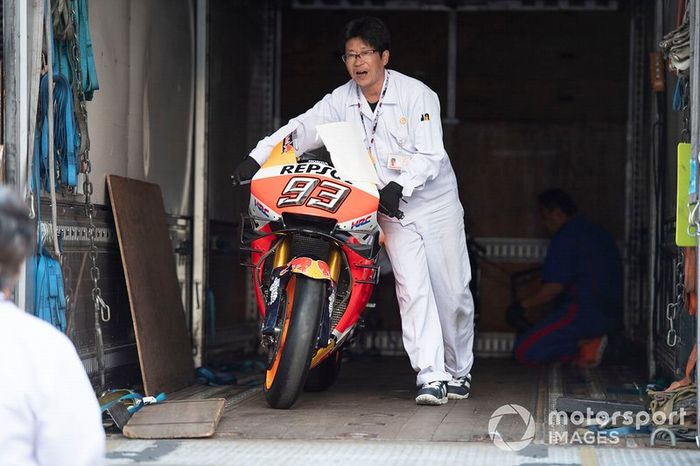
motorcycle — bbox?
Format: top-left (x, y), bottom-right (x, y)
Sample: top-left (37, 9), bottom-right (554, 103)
top-left (235, 136), bottom-right (398, 409)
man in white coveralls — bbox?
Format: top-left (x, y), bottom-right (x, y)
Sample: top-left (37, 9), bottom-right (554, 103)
top-left (233, 16), bottom-right (475, 405)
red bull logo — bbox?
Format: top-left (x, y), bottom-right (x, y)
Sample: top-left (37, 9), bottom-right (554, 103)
top-left (289, 257), bottom-right (331, 280)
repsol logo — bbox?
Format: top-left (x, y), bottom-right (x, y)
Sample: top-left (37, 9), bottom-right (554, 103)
top-left (351, 215), bottom-right (372, 229)
top-left (280, 163), bottom-right (341, 180)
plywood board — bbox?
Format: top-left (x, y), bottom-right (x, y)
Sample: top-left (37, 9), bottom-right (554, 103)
top-left (107, 175), bottom-right (194, 395)
top-left (123, 399), bottom-right (225, 439)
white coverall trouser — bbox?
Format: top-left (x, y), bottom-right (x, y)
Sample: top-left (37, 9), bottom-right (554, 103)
top-left (380, 203), bottom-right (475, 386)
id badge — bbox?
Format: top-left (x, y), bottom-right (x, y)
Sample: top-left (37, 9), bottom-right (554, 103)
top-left (387, 155), bottom-right (408, 170)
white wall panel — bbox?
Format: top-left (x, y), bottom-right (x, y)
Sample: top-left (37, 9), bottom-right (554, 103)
top-left (84, 0), bottom-right (129, 202)
top-left (86, 0), bottom-right (193, 215)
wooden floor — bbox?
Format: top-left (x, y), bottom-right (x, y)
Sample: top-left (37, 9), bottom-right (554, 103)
top-left (216, 356), bottom-right (543, 442)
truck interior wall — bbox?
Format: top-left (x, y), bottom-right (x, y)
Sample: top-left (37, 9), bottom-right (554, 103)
top-left (654, 0), bottom-right (696, 380)
top-left (35, 0), bottom-right (196, 385)
top-left (47, 201), bottom-right (138, 388)
top-left (207, 1), bottom-right (276, 346)
top-left (622, 1), bottom-right (651, 355)
top-left (280, 7), bottom-right (629, 333)
top-left (87, 0), bottom-right (194, 215)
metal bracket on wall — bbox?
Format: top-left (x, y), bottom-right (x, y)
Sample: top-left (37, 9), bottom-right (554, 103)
top-left (476, 237), bottom-right (549, 263)
top-left (353, 330), bottom-right (515, 358)
top-left (39, 215), bottom-right (191, 249)
top-left (40, 221), bottom-right (116, 247)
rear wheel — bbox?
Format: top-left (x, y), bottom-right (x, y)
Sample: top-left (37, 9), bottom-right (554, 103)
top-left (304, 349), bottom-right (343, 392)
top-left (264, 274), bottom-right (326, 409)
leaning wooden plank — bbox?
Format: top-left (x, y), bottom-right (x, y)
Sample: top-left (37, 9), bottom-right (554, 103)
top-left (123, 399), bottom-right (225, 439)
top-left (107, 175), bottom-right (194, 395)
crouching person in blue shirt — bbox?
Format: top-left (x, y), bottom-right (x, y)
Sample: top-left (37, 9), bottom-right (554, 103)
top-left (507, 189), bottom-right (623, 367)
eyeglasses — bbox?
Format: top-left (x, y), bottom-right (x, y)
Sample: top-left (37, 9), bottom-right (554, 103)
top-left (341, 49), bottom-right (377, 63)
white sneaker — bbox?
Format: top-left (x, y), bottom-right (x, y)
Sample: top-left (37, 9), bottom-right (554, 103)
top-left (447, 374), bottom-right (471, 400)
top-left (415, 380), bottom-right (448, 405)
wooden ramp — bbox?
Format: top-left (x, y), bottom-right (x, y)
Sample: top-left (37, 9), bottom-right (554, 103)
top-left (123, 399), bottom-right (226, 439)
top-left (107, 175), bottom-right (194, 395)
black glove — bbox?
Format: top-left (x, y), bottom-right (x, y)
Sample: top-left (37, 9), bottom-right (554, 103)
top-left (505, 300), bottom-right (532, 334)
top-left (379, 181), bottom-right (404, 219)
top-left (231, 156), bottom-right (261, 186)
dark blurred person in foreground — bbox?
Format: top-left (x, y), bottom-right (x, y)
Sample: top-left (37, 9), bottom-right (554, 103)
top-left (0, 186), bottom-right (105, 466)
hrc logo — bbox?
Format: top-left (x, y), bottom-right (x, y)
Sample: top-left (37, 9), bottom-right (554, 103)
top-left (254, 199), bottom-right (271, 218)
top-left (351, 215), bottom-right (372, 229)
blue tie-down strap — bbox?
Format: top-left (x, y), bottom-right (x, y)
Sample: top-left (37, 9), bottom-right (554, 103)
top-left (52, 74), bottom-right (78, 187)
top-left (53, 40), bottom-right (72, 84)
top-left (35, 73), bottom-right (79, 189)
top-left (76, 0), bottom-right (99, 99)
top-left (53, 0), bottom-right (99, 99)
top-left (99, 390), bottom-right (167, 415)
top-left (129, 392), bottom-right (167, 414)
top-left (34, 251), bottom-right (67, 333)
top-left (197, 361), bottom-right (267, 386)
top-left (100, 390), bottom-right (144, 413)
top-left (673, 76), bottom-right (685, 112)
top-left (196, 366), bottom-right (237, 386)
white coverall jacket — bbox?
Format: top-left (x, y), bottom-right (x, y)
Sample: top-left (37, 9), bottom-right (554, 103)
top-left (249, 69), bottom-right (474, 385)
top-left (0, 299), bottom-right (105, 466)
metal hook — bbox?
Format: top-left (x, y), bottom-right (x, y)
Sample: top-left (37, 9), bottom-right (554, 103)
top-left (681, 128), bottom-right (691, 143)
top-left (667, 302), bottom-right (678, 319)
top-left (650, 427), bottom-right (677, 446)
top-left (667, 329), bottom-right (679, 347)
top-left (97, 295), bottom-right (111, 322)
top-left (688, 203), bottom-right (700, 236)
top-left (27, 192), bottom-right (36, 219)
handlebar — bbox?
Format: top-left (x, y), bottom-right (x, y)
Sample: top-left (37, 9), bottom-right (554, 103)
top-left (230, 175), bottom-right (251, 188)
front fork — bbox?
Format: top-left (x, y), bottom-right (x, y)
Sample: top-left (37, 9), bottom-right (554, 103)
top-left (260, 237), bottom-right (341, 351)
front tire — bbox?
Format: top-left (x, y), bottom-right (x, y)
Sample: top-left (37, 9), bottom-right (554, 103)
top-left (264, 274), bottom-right (326, 409)
top-left (304, 349), bottom-right (343, 392)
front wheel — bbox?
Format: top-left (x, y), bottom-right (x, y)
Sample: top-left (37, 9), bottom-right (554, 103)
top-left (304, 349), bottom-right (343, 392)
top-left (264, 274), bottom-right (326, 409)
